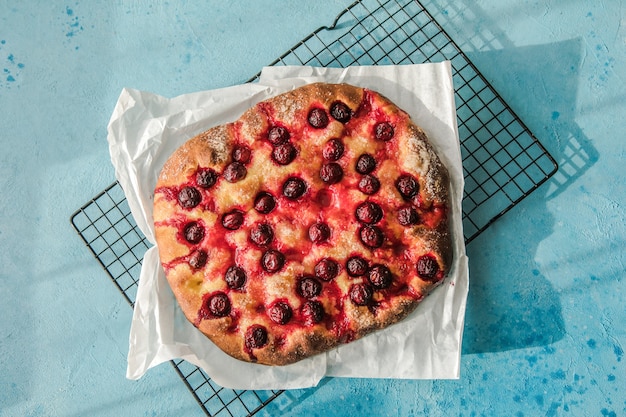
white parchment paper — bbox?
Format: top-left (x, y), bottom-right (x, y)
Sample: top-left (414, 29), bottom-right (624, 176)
top-left (107, 63), bottom-right (468, 390)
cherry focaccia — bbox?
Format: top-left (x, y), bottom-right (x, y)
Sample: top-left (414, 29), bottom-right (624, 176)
top-left (153, 83), bottom-right (452, 366)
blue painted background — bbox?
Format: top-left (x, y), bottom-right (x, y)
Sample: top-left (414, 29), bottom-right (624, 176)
top-left (1, 1), bottom-right (624, 416)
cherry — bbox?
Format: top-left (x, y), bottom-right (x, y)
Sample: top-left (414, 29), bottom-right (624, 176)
top-left (297, 276), bottom-right (322, 299)
top-left (221, 210), bottom-right (244, 230)
top-left (330, 101), bottom-right (351, 123)
top-left (358, 175), bottom-right (380, 195)
top-left (268, 301), bottom-right (292, 325)
top-left (268, 126), bottom-right (290, 145)
top-left (346, 256), bottom-right (368, 277)
top-left (225, 265), bottom-right (246, 289)
top-left (355, 201), bottom-right (383, 224)
top-left (178, 186), bottom-right (201, 209)
top-left (323, 139), bottom-right (344, 161)
top-left (359, 225), bottom-right (384, 249)
top-left (183, 222), bottom-right (204, 244)
top-left (223, 162), bottom-right (247, 183)
top-left (355, 153), bottom-right (376, 174)
top-left (261, 250), bottom-right (285, 273)
top-left (320, 162), bottom-right (343, 184)
top-left (272, 143), bottom-right (297, 165)
top-left (314, 258), bottom-right (339, 281)
top-left (417, 255), bottom-right (439, 281)
top-left (374, 121), bottom-right (394, 141)
top-left (250, 223), bottom-right (274, 247)
top-left (188, 249), bottom-right (208, 269)
top-left (396, 174), bottom-right (419, 200)
top-left (308, 108), bottom-right (329, 128)
top-left (232, 146), bottom-right (251, 164)
top-left (349, 283), bottom-right (373, 306)
top-left (368, 264), bottom-right (392, 289)
top-left (282, 177), bottom-right (307, 200)
top-left (207, 292), bottom-right (231, 317)
top-left (308, 222), bottom-right (330, 243)
top-left (245, 325), bottom-right (268, 349)
top-left (398, 206), bottom-right (420, 226)
top-left (196, 168), bottom-right (218, 189)
top-left (301, 300), bottom-right (324, 325)
top-left (254, 191), bottom-right (276, 214)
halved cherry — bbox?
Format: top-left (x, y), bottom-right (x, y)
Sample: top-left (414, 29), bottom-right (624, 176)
top-left (268, 301), bottom-right (292, 325)
top-left (254, 191), bottom-right (276, 214)
top-left (314, 258), bottom-right (339, 281)
top-left (183, 221), bottom-right (204, 244)
top-left (188, 249), bottom-right (208, 269)
top-left (374, 121), bottom-right (394, 141)
top-left (330, 101), bottom-right (351, 123)
top-left (207, 292), bottom-right (231, 317)
top-left (225, 265), bottom-right (246, 289)
top-left (308, 108), bottom-right (329, 128)
top-left (349, 283), bottom-right (373, 306)
top-left (178, 186), bottom-right (201, 209)
top-left (309, 222), bottom-right (330, 243)
top-left (262, 250), bottom-right (285, 273)
top-left (268, 126), bottom-right (290, 145)
top-left (221, 210), bottom-right (244, 230)
top-left (245, 325), bottom-right (268, 349)
top-left (417, 255), bottom-right (439, 281)
top-left (301, 300), bottom-right (324, 325)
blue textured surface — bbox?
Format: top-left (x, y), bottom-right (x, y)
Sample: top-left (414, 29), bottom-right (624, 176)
top-left (1, 1), bottom-right (624, 416)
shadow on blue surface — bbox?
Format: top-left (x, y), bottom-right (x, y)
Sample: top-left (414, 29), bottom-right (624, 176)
top-left (428, 2), bottom-right (599, 353)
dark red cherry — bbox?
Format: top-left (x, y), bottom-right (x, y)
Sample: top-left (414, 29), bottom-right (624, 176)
top-left (346, 256), bottom-right (368, 277)
top-left (254, 191), bottom-right (276, 214)
top-left (188, 250), bottom-right (208, 269)
top-left (250, 223), bottom-right (274, 247)
top-left (245, 325), bottom-right (268, 349)
top-left (330, 101), bottom-right (351, 123)
top-left (261, 250), bottom-right (285, 273)
top-left (272, 143), bottom-right (297, 165)
top-left (221, 210), bottom-right (244, 230)
top-left (297, 276), bottom-right (322, 299)
top-left (268, 126), bottom-right (290, 145)
top-left (355, 201), bottom-right (383, 224)
top-left (320, 163), bottom-right (343, 184)
top-left (417, 255), bottom-right (440, 281)
top-left (268, 301), bottom-right (292, 325)
top-left (308, 108), bottom-right (329, 128)
top-left (223, 162), bottom-right (247, 183)
top-left (178, 186), bottom-right (201, 209)
top-left (232, 146), bottom-right (251, 164)
top-left (355, 153), bottom-right (376, 174)
top-left (308, 222), bottom-right (330, 243)
top-left (301, 300), bottom-right (324, 325)
top-left (225, 265), bottom-right (246, 289)
top-left (183, 222), bottom-right (204, 243)
top-left (374, 122), bottom-right (394, 141)
top-left (368, 264), bottom-right (393, 289)
top-left (196, 168), bottom-right (218, 189)
top-left (398, 206), bottom-right (420, 226)
top-left (314, 258), bottom-right (339, 281)
top-left (358, 175), bottom-right (380, 195)
top-left (350, 283), bottom-right (373, 306)
top-left (323, 139), bottom-right (344, 161)
top-left (359, 225), bottom-right (384, 249)
top-left (282, 177), bottom-right (307, 200)
top-left (396, 174), bottom-right (419, 200)
top-left (207, 292), bottom-right (231, 317)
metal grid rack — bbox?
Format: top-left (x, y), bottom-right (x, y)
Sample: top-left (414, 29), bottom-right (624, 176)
top-left (71, 0), bottom-right (558, 415)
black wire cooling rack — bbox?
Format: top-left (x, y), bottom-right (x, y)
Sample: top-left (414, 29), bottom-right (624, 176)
top-left (71, 0), bottom-right (558, 415)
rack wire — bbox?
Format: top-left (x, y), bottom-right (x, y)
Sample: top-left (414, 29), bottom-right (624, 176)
top-left (71, 0), bottom-right (558, 415)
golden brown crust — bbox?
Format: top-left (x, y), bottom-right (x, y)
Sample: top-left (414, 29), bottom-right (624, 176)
top-left (154, 82), bottom-right (452, 366)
